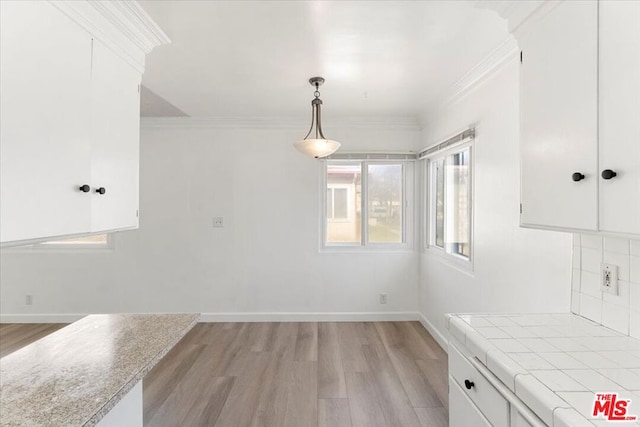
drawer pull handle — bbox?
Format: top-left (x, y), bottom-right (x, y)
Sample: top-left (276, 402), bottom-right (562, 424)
top-left (96, 187), bottom-right (106, 195)
top-left (79, 184), bottom-right (91, 193)
top-left (601, 169), bottom-right (617, 180)
top-left (464, 379), bottom-right (475, 390)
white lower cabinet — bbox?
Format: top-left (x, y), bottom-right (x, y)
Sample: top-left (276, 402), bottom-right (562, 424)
top-left (449, 341), bottom-right (546, 427)
top-left (450, 379), bottom-right (492, 427)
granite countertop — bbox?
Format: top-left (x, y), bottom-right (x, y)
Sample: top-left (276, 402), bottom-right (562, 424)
top-left (0, 313), bottom-right (199, 427)
top-left (447, 313), bottom-right (640, 427)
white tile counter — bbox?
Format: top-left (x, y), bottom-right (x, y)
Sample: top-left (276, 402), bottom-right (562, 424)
top-left (0, 313), bottom-right (199, 427)
top-left (447, 313), bottom-right (640, 426)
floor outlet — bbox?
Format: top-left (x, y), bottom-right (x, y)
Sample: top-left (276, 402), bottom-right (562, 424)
top-left (600, 264), bottom-right (618, 295)
top-left (379, 293), bottom-right (387, 304)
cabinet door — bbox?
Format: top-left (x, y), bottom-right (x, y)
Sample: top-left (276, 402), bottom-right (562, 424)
top-left (449, 379), bottom-right (492, 427)
top-left (90, 40), bottom-right (141, 233)
top-left (520, 1), bottom-right (598, 230)
top-left (0, 1), bottom-right (92, 243)
top-left (598, 0), bottom-right (640, 236)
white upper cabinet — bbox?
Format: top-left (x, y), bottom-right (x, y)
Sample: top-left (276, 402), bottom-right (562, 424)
top-left (519, 0), bottom-right (598, 231)
top-left (0, 1), bottom-right (94, 243)
top-left (519, 0), bottom-right (640, 237)
top-left (598, 0), bottom-right (640, 235)
top-left (90, 40), bottom-right (142, 233)
top-left (0, 1), bottom-right (168, 245)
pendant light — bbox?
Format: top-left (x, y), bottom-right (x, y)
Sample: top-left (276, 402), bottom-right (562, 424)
top-left (294, 77), bottom-right (341, 158)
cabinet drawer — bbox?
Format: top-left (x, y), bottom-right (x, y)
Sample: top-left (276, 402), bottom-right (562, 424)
top-left (449, 378), bottom-right (491, 427)
top-left (449, 343), bottom-right (510, 427)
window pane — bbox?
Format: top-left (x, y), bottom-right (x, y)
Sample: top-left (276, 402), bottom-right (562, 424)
top-left (433, 159), bottom-right (445, 248)
top-left (326, 189), bottom-right (333, 219)
top-left (446, 149), bottom-right (470, 258)
top-left (326, 162), bottom-right (361, 243)
top-left (367, 164), bottom-right (402, 243)
top-left (333, 188), bottom-right (348, 219)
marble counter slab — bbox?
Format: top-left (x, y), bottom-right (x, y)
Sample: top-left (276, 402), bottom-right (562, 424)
top-left (447, 313), bottom-right (640, 426)
top-left (0, 313), bottom-right (199, 427)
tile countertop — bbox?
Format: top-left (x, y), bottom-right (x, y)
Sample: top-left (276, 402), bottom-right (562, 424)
top-left (0, 313), bottom-right (199, 427)
top-left (447, 313), bottom-right (640, 427)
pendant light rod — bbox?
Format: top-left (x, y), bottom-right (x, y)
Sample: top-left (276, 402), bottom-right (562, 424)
top-left (294, 76), bottom-right (341, 159)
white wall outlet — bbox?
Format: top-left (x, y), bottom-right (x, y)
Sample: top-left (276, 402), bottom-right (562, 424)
top-left (212, 217), bottom-right (224, 228)
top-left (25, 294), bottom-right (33, 305)
top-left (379, 293), bottom-right (387, 304)
top-left (601, 263), bottom-right (619, 295)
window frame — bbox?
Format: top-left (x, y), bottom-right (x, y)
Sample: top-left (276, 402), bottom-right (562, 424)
top-left (423, 141), bottom-right (474, 270)
top-left (320, 158), bottom-right (414, 252)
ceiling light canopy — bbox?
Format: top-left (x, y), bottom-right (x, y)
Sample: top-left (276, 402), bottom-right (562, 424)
top-left (294, 77), bottom-right (341, 159)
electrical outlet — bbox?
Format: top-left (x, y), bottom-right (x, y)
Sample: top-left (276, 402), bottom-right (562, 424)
top-left (25, 294), bottom-right (33, 305)
top-left (379, 293), bottom-right (387, 305)
top-left (601, 264), bottom-right (619, 295)
top-left (212, 217), bottom-right (224, 228)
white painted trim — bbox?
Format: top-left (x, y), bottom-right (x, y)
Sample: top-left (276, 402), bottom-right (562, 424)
top-left (48, 0), bottom-right (169, 74)
top-left (418, 313), bottom-right (449, 353)
top-left (444, 37), bottom-right (519, 106)
top-left (199, 312), bottom-right (420, 322)
top-left (420, 37), bottom-right (518, 124)
top-left (88, 1), bottom-right (170, 53)
top-left (0, 312), bottom-right (421, 324)
top-left (140, 116), bottom-right (421, 131)
top-left (474, 0), bottom-right (559, 36)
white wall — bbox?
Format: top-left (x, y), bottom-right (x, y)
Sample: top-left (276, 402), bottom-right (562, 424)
top-left (0, 123), bottom-right (421, 320)
top-left (571, 234), bottom-right (640, 338)
top-left (418, 57), bottom-right (573, 345)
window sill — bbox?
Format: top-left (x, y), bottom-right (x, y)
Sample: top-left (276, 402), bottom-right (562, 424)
top-left (320, 243), bottom-right (415, 254)
top-left (423, 245), bottom-right (474, 276)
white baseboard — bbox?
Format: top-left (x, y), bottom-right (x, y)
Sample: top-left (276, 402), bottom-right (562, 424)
top-left (0, 312), bottom-right (420, 324)
top-left (418, 313), bottom-right (449, 353)
top-left (199, 311), bottom-right (421, 322)
top-left (0, 313), bottom-right (87, 323)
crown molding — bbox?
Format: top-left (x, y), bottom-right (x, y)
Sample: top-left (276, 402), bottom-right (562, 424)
top-left (140, 116), bottom-right (422, 131)
top-left (49, 1), bottom-right (169, 73)
top-left (445, 36), bottom-right (518, 105)
top-left (419, 35), bottom-right (518, 124)
top-left (87, 1), bottom-right (170, 54)
top-left (475, 0), bottom-right (561, 37)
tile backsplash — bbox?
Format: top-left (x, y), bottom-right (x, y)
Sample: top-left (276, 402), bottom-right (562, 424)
top-left (571, 234), bottom-right (640, 338)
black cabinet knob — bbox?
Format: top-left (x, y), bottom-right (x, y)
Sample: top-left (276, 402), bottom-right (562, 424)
top-left (601, 169), bottom-right (617, 180)
top-left (572, 172), bottom-right (585, 182)
top-left (79, 184), bottom-right (90, 193)
top-left (96, 187), bottom-right (106, 195)
top-left (464, 379), bottom-right (475, 390)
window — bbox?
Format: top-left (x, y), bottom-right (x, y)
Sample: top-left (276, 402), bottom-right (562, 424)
top-left (427, 146), bottom-right (472, 261)
top-left (323, 159), bottom-right (412, 248)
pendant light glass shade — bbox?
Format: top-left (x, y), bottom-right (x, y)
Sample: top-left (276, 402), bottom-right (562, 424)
top-left (294, 138), bottom-right (341, 158)
top-left (294, 77), bottom-right (341, 158)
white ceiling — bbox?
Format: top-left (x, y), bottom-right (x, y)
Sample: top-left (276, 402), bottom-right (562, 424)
top-left (138, 1), bottom-right (509, 119)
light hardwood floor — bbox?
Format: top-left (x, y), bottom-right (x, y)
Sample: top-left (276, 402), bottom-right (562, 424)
top-left (0, 323), bottom-right (67, 358)
top-left (0, 321), bottom-right (449, 427)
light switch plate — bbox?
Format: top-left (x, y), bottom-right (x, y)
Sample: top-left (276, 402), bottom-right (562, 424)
top-left (600, 263), bottom-right (618, 295)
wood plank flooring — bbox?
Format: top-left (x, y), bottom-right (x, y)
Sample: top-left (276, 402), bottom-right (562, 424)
top-left (0, 323), bottom-right (67, 358)
top-left (144, 322), bottom-right (448, 427)
top-left (0, 321), bottom-right (448, 427)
